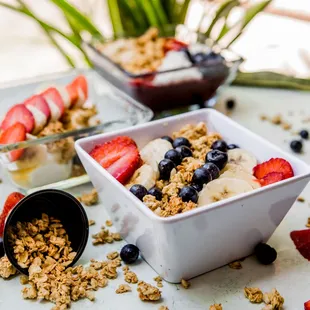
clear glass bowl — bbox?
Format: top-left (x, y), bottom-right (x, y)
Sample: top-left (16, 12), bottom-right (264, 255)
top-left (0, 69), bottom-right (153, 192)
top-left (83, 25), bottom-right (243, 111)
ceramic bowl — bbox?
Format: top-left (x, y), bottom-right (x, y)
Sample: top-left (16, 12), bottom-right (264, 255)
top-left (75, 109), bottom-right (310, 283)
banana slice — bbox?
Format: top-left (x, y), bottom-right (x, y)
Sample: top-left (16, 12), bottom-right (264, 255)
top-left (126, 164), bottom-right (157, 190)
top-left (198, 177), bottom-right (253, 206)
top-left (140, 138), bottom-right (172, 177)
top-left (227, 149), bottom-right (257, 174)
top-left (220, 164), bottom-right (261, 189)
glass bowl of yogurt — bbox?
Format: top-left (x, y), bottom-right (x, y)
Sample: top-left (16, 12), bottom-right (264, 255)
top-left (84, 25), bottom-right (243, 111)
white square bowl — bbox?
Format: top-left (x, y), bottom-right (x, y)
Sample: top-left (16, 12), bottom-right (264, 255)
top-left (75, 109), bottom-right (310, 283)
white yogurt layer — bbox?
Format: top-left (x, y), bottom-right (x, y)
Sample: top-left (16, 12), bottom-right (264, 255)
top-left (153, 51), bottom-right (203, 85)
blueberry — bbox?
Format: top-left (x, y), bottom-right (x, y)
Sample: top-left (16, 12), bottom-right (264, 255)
top-left (173, 137), bottom-right (191, 148)
top-left (203, 162), bottom-right (220, 180)
top-left (211, 140), bottom-right (228, 152)
top-left (254, 243), bottom-right (277, 265)
top-left (165, 149), bottom-right (183, 166)
top-left (120, 244), bottom-right (140, 264)
top-left (299, 130), bottom-right (309, 140)
top-left (193, 52), bottom-right (206, 63)
top-left (226, 99), bottom-right (235, 110)
top-left (0, 239), bottom-right (4, 258)
top-left (191, 183), bottom-right (203, 192)
top-left (158, 159), bottom-right (176, 180)
top-left (205, 150), bottom-right (228, 170)
top-left (161, 136), bottom-right (173, 144)
top-left (129, 184), bottom-right (148, 201)
top-left (290, 140), bottom-right (303, 153)
top-left (227, 144), bottom-right (239, 150)
top-left (179, 186), bottom-right (198, 203)
top-left (205, 51), bottom-right (224, 62)
top-left (148, 187), bottom-right (162, 201)
top-left (192, 168), bottom-right (212, 185)
top-left (175, 146), bottom-right (192, 158)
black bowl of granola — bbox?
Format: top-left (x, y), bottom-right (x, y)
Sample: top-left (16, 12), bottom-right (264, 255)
top-left (3, 189), bottom-right (89, 275)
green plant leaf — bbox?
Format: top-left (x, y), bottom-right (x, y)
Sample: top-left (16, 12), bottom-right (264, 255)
top-left (49, 0), bottom-right (102, 36)
top-left (205, 0), bottom-right (240, 38)
top-left (215, 18), bottom-right (230, 42)
top-left (152, 0), bottom-right (169, 25)
top-left (106, 0), bottom-right (124, 37)
top-left (179, 0), bottom-right (191, 24)
top-left (136, 0), bottom-right (160, 27)
top-left (226, 0), bottom-right (271, 47)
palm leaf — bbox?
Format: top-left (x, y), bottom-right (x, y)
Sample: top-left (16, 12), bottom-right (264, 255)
top-left (205, 0), bottom-right (240, 38)
top-left (226, 0), bottom-right (271, 47)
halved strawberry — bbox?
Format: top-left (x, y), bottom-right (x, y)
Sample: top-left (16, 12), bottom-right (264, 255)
top-left (66, 75), bottom-right (88, 107)
top-left (0, 192), bottom-right (25, 237)
top-left (253, 158), bottom-right (294, 180)
top-left (41, 87), bottom-right (65, 120)
top-left (164, 38), bottom-right (188, 53)
top-left (1, 104), bottom-right (35, 133)
top-left (24, 94), bottom-right (51, 119)
top-left (89, 136), bottom-right (140, 184)
top-left (0, 123), bottom-right (27, 161)
top-left (260, 172), bottom-right (284, 186)
top-left (304, 300), bottom-right (310, 310)
top-left (290, 229), bottom-right (310, 249)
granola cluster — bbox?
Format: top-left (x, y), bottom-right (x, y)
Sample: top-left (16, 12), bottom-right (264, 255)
top-left (8, 213), bottom-right (76, 270)
top-left (137, 281), bottom-right (161, 301)
top-left (98, 28), bottom-right (166, 74)
top-left (92, 225), bottom-right (122, 245)
top-left (123, 266), bottom-right (139, 284)
top-left (143, 122), bottom-right (221, 217)
top-left (244, 287), bottom-right (284, 310)
top-left (210, 304), bottom-right (222, 310)
top-left (154, 275), bottom-right (163, 288)
top-left (181, 278), bottom-right (191, 289)
top-left (77, 188), bottom-right (98, 206)
top-left (116, 284), bottom-right (132, 294)
top-left (0, 256), bottom-right (17, 279)
top-left (61, 106), bottom-right (97, 130)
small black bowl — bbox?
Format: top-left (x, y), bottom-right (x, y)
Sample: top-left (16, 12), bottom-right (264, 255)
top-left (3, 189), bottom-right (89, 275)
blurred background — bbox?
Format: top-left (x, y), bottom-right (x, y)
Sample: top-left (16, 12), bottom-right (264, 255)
top-left (0, 0), bottom-right (310, 88)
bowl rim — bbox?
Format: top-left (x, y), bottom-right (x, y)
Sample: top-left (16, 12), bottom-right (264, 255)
top-left (75, 109), bottom-right (310, 224)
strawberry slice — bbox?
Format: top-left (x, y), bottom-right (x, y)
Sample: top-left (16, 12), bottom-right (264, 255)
top-left (89, 136), bottom-right (140, 184)
top-left (0, 192), bottom-right (25, 237)
top-left (253, 158), bottom-right (294, 180)
top-left (24, 94), bottom-right (51, 119)
top-left (297, 242), bottom-right (310, 261)
top-left (41, 87), bottom-right (65, 121)
top-left (66, 75), bottom-right (88, 107)
top-left (260, 172), bottom-right (284, 186)
top-left (304, 300), bottom-right (310, 310)
top-left (0, 123), bottom-right (27, 161)
top-left (290, 229), bottom-right (310, 249)
top-left (164, 38), bottom-right (188, 53)
top-left (1, 104), bottom-right (35, 133)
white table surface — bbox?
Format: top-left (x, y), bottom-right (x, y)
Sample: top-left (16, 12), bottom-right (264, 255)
top-left (1, 84), bottom-right (310, 310)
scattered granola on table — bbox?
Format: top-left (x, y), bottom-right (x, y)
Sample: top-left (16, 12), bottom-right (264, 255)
top-left (263, 288), bottom-right (284, 310)
top-left (107, 251), bottom-right (119, 260)
top-left (77, 188), bottom-right (98, 206)
top-left (92, 225), bottom-right (122, 245)
top-left (228, 260), bottom-right (242, 269)
top-left (137, 281), bottom-right (161, 301)
top-left (123, 267), bottom-right (139, 284)
top-left (181, 278), bottom-right (190, 289)
top-left (297, 196), bottom-right (305, 203)
top-left (244, 287), bottom-right (263, 303)
top-left (154, 275), bottom-right (163, 288)
top-left (159, 306), bottom-right (169, 310)
top-left (88, 219), bottom-right (95, 226)
top-left (105, 220), bottom-right (113, 227)
top-left (306, 218), bottom-right (310, 228)
top-left (116, 283), bottom-right (132, 294)
top-left (210, 304), bottom-right (223, 310)
top-left (0, 256), bottom-right (17, 279)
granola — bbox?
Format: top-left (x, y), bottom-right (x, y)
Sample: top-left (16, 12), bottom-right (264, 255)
top-left (263, 288), bottom-right (284, 310)
top-left (181, 278), bottom-right (190, 289)
top-left (0, 256), bottom-right (17, 279)
top-left (88, 219), bottom-right (96, 226)
top-left (159, 306), bottom-right (169, 310)
top-left (105, 220), bottom-right (113, 227)
top-left (210, 304), bottom-right (223, 310)
top-left (154, 275), bottom-right (163, 288)
top-left (123, 267), bottom-right (138, 284)
top-left (77, 189), bottom-right (98, 206)
top-left (228, 260), bottom-right (242, 269)
top-left (116, 284), bottom-right (132, 294)
top-left (92, 226), bottom-right (122, 245)
top-left (137, 281), bottom-right (161, 301)
top-left (244, 287), bottom-right (263, 303)
top-left (142, 122), bottom-right (224, 217)
top-left (107, 251), bottom-right (119, 260)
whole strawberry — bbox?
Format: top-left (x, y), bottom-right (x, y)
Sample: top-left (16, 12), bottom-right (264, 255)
top-left (0, 192), bottom-right (25, 237)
